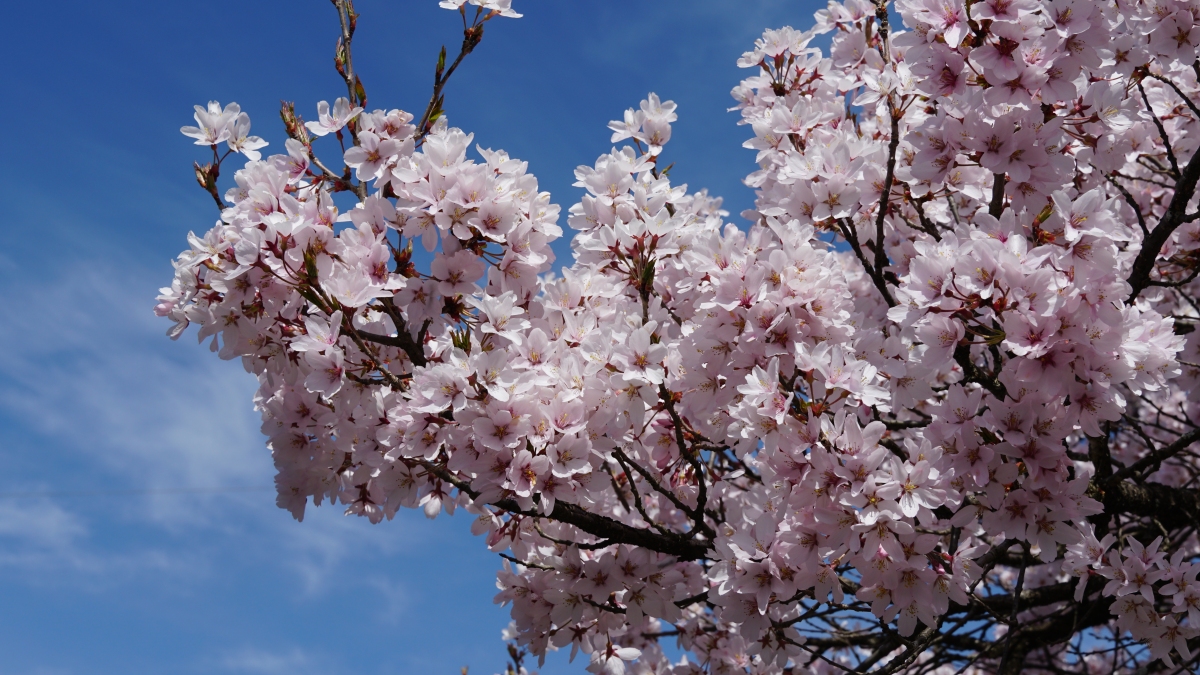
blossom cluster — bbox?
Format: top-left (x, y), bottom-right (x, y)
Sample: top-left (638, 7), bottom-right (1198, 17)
top-left (158, 0), bottom-right (1200, 672)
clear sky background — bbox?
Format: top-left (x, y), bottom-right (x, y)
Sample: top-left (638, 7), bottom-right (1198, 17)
top-left (0, 2), bottom-right (822, 673)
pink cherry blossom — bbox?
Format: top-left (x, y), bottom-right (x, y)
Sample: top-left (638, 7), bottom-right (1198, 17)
top-left (159, 1), bottom-right (1200, 671)
top-left (304, 98), bottom-right (363, 137)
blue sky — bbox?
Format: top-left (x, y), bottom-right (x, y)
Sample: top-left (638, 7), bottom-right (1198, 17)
top-left (0, 2), bottom-right (821, 673)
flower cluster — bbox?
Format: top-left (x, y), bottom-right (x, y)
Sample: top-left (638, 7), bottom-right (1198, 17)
top-left (158, 0), bottom-right (1200, 672)
top-left (181, 100), bottom-right (269, 160)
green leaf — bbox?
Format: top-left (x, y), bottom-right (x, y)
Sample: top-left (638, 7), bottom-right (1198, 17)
top-left (451, 328), bottom-right (472, 355)
top-left (354, 76), bottom-right (367, 108)
top-left (983, 328), bottom-right (1007, 346)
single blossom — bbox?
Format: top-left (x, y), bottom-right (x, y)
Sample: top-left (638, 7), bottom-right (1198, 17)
top-left (304, 98), bottom-right (363, 137)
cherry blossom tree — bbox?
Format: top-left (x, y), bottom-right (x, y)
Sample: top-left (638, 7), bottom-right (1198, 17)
top-left (157, 0), bottom-right (1200, 672)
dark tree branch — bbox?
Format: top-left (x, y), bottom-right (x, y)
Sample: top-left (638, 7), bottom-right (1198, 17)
top-left (953, 343), bottom-right (1007, 400)
top-left (989, 172), bottom-right (1006, 218)
top-left (838, 217), bottom-right (896, 307)
top-left (499, 499), bottom-right (711, 560)
top-left (1148, 72), bottom-right (1200, 121)
top-left (330, 0), bottom-right (368, 201)
top-left (417, 459), bottom-right (712, 560)
top-left (1127, 84), bottom-right (1200, 300)
top-left (613, 446), bottom-right (709, 537)
top-left (1105, 172), bottom-right (1149, 236)
top-left (532, 523), bottom-right (613, 551)
top-left (416, 10), bottom-right (487, 142)
top-left (1089, 431), bottom-right (1114, 482)
top-left (1137, 79), bottom-right (1181, 179)
top-left (1093, 478), bottom-right (1200, 530)
top-left (1107, 427), bottom-right (1200, 484)
top-left (872, 106), bottom-right (901, 281)
top-left (656, 384), bottom-right (715, 536)
top-left (331, 0), bottom-right (364, 109)
top-left (612, 450), bottom-right (677, 537)
top-left (357, 327), bottom-right (427, 368)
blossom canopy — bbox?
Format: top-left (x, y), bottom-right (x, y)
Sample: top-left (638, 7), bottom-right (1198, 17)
top-left (157, 0), bottom-right (1200, 672)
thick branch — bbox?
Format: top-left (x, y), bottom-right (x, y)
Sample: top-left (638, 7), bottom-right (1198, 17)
top-left (357, 328), bottom-right (427, 367)
top-left (978, 580), bottom-right (1074, 615)
top-left (494, 498), bottom-right (711, 560)
top-left (871, 104), bottom-right (901, 281)
top-left (1094, 479), bottom-right (1200, 530)
top-left (417, 459), bottom-right (711, 560)
top-left (953, 344), bottom-right (1007, 400)
top-left (1088, 431), bottom-right (1114, 482)
top-left (1127, 92), bottom-right (1200, 300)
top-left (989, 173), bottom-right (1006, 218)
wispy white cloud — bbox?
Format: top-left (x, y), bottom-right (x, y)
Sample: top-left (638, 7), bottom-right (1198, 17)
top-left (0, 253), bottom-right (267, 527)
top-left (0, 234), bottom-right (439, 609)
top-left (218, 646), bottom-right (313, 675)
top-left (366, 573), bottom-right (411, 625)
top-left (0, 498), bottom-right (86, 547)
top-left (274, 504), bottom-right (427, 598)
top-left (0, 497), bottom-right (184, 587)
